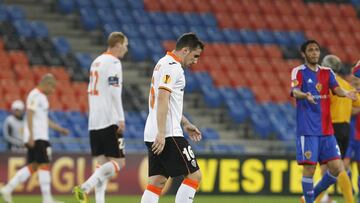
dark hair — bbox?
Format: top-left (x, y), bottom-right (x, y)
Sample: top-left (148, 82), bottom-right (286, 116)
top-left (300, 40), bottom-right (320, 53)
top-left (175, 32), bottom-right (205, 51)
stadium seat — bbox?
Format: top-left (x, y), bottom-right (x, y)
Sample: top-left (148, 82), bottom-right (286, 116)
top-left (8, 50), bottom-right (29, 66)
top-left (75, 52), bottom-right (92, 70)
top-left (79, 7), bottom-right (98, 31)
top-left (97, 8), bottom-right (116, 24)
top-left (6, 5), bottom-right (25, 22)
top-left (127, 0), bottom-right (144, 10)
top-left (183, 13), bottom-right (203, 27)
top-left (148, 12), bottom-right (169, 25)
top-left (192, 0), bottom-right (212, 12)
top-left (257, 30), bottom-right (275, 44)
top-left (30, 21), bottom-right (49, 38)
top-left (184, 70), bottom-right (198, 92)
top-left (129, 38), bottom-right (148, 61)
top-left (222, 29), bottom-right (241, 43)
top-left (281, 15), bottom-right (302, 31)
top-left (199, 13), bottom-right (217, 27)
top-left (215, 12), bottom-right (235, 28)
top-left (166, 13), bottom-right (186, 26)
top-left (109, 0), bottom-right (129, 9)
top-left (206, 27), bottom-right (225, 42)
top-left (239, 29), bottom-right (259, 44)
top-left (139, 24), bottom-right (159, 40)
top-left (189, 26), bottom-right (210, 42)
top-left (155, 25), bottom-right (176, 40)
top-left (201, 127), bottom-right (220, 140)
top-left (200, 83), bottom-right (222, 107)
top-left (226, 99), bottom-right (248, 123)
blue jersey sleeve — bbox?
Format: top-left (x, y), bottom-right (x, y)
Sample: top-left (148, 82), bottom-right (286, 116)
top-left (329, 70), bottom-right (339, 90)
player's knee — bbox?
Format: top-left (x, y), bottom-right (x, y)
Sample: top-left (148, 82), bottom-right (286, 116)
top-left (303, 165), bottom-right (316, 177)
top-left (187, 170), bottom-right (202, 183)
top-left (148, 176), bottom-right (168, 189)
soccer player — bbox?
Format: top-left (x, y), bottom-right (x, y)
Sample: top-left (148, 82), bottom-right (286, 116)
top-left (0, 74), bottom-right (69, 203)
top-left (291, 40), bottom-right (357, 203)
top-left (141, 33), bottom-right (204, 203)
top-left (3, 100), bottom-right (26, 152)
top-left (315, 55), bottom-right (358, 203)
top-left (73, 32), bottom-right (128, 203)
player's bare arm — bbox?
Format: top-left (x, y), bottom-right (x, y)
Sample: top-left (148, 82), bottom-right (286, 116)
top-left (152, 88), bottom-right (170, 155)
top-left (181, 116), bottom-right (202, 142)
top-left (333, 87), bottom-right (357, 101)
top-left (26, 109), bottom-right (35, 147)
top-left (49, 119), bottom-right (69, 135)
top-left (292, 88), bottom-right (316, 104)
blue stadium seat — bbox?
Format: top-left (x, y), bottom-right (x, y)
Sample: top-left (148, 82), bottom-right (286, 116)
top-left (102, 23), bottom-right (120, 38)
top-left (273, 31), bottom-right (292, 47)
top-left (129, 38), bottom-right (148, 61)
top-left (97, 8), bottom-right (116, 24)
top-left (132, 9), bottom-right (151, 25)
top-left (57, 0), bottom-right (75, 14)
top-left (0, 5), bottom-right (8, 22)
top-left (183, 13), bottom-right (203, 26)
top-left (218, 87), bottom-right (239, 102)
top-left (239, 29), bottom-right (259, 44)
top-left (166, 13), bottom-right (186, 26)
top-left (226, 100), bottom-right (248, 123)
top-left (79, 7), bottom-right (98, 31)
top-left (146, 39), bottom-right (165, 56)
top-left (199, 13), bottom-right (217, 27)
top-left (228, 144), bottom-right (245, 154)
top-left (30, 21), bottom-right (49, 38)
top-left (248, 105), bottom-right (272, 138)
top-left (184, 70), bottom-right (199, 93)
top-left (155, 25), bottom-right (176, 40)
top-left (127, 124), bottom-right (144, 139)
top-left (126, 0), bottom-right (144, 9)
top-left (236, 87), bottom-right (255, 101)
top-left (210, 144), bottom-right (230, 153)
top-left (6, 5), bottom-right (25, 22)
top-left (52, 36), bottom-right (71, 55)
top-left (139, 24), bottom-right (159, 40)
top-left (92, 0), bottom-right (110, 9)
top-left (109, 0), bottom-right (129, 9)
top-left (74, 0), bottom-right (93, 9)
top-left (289, 31), bottom-right (306, 47)
top-left (200, 83), bottom-right (222, 107)
top-left (125, 111), bottom-right (145, 126)
top-left (120, 24), bottom-right (141, 38)
top-left (52, 142), bottom-right (64, 151)
top-left (63, 142), bottom-right (83, 152)
top-left (201, 128), bottom-right (220, 140)
top-left (13, 20), bottom-right (33, 38)
top-left (257, 30), bottom-right (275, 44)
top-left (75, 52), bottom-right (93, 70)
top-left (222, 29), bottom-right (241, 43)
top-left (206, 27), bottom-right (225, 42)
top-left (115, 9), bottom-right (135, 24)
top-left (189, 26), bottom-right (210, 42)
top-left (149, 12), bottom-right (169, 25)
top-left (171, 25), bottom-right (189, 38)
top-left (191, 144), bottom-right (206, 153)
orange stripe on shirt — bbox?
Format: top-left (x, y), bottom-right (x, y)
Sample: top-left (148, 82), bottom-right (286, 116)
top-left (159, 86), bottom-right (172, 93)
top-left (146, 184), bottom-right (162, 196)
top-left (39, 164), bottom-right (50, 171)
top-left (111, 160), bottom-right (120, 172)
top-left (183, 178), bottom-right (199, 190)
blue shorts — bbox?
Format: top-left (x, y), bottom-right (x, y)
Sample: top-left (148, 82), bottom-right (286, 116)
top-left (344, 140), bottom-right (360, 161)
top-left (296, 135), bottom-right (341, 165)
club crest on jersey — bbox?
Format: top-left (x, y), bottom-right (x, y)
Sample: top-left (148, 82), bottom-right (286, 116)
top-left (163, 75), bottom-right (171, 84)
top-left (191, 160), bottom-right (197, 167)
top-left (291, 80), bottom-right (299, 87)
top-left (304, 151), bottom-right (312, 160)
top-left (108, 76), bottom-right (119, 87)
top-left (315, 83), bottom-right (322, 92)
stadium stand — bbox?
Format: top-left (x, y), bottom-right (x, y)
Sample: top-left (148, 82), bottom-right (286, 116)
top-left (0, 0), bottom-right (359, 155)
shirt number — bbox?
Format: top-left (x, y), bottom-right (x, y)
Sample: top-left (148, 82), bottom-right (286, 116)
top-left (89, 71), bottom-right (99, 95)
top-left (182, 146), bottom-right (195, 161)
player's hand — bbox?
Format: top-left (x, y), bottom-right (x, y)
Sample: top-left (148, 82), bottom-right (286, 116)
top-left (116, 121), bottom-right (125, 135)
top-left (184, 123), bottom-right (202, 142)
top-left (152, 133), bottom-right (165, 155)
top-left (306, 92), bottom-right (317, 104)
top-left (27, 137), bottom-right (35, 148)
top-left (346, 91), bottom-right (358, 101)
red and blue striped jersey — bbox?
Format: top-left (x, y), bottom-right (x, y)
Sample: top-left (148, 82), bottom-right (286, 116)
top-left (291, 64), bottom-right (339, 136)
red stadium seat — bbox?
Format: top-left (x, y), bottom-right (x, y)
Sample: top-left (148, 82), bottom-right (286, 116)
top-left (258, 0), bottom-right (278, 15)
top-left (339, 4), bottom-right (358, 18)
top-left (328, 45), bottom-right (349, 62)
top-left (251, 85), bottom-right (271, 103)
top-left (286, 59), bottom-right (303, 70)
top-left (331, 17), bottom-right (351, 32)
top-left (232, 13), bottom-right (252, 29)
top-left (219, 56), bottom-right (239, 71)
top-left (49, 67), bottom-right (70, 82)
top-left (193, 0), bottom-right (212, 12)
top-left (48, 95), bottom-right (63, 111)
top-left (0, 51), bottom-right (11, 70)
top-left (281, 15), bottom-right (302, 31)
top-left (159, 0), bottom-right (178, 12)
top-left (275, 0), bottom-right (294, 16)
top-left (337, 32), bottom-right (357, 47)
top-left (209, 0), bottom-right (229, 13)
top-left (263, 45), bottom-right (283, 59)
top-left (321, 31), bottom-right (341, 47)
top-left (271, 59), bottom-right (292, 73)
top-left (249, 14), bottom-right (268, 29)
top-left (298, 16), bottom-right (317, 31)
top-left (215, 12), bottom-right (235, 28)
top-left (0, 38), bottom-right (4, 50)
top-left (307, 3), bottom-right (326, 17)
top-left (144, 0), bottom-right (162, 11)
top-left (265, 15), bottom-right (285, 30)
top-left (241, 0), bottom-right (260, 15)
top-left (314, 17), bottom-right (333, 32)
top-left (259, 71), bottom-right (281, 86)
top-left (269, 85), bottom-right (289, 103)
top-left (229, 44), bottom-right (249, 58)
top-left (209, 70), bottom-right (231, 87)
top-left (277, 71), bottom-right (290, 87)
top-left (8, 51), bottom-right (28, 66)
top-left (348, 18), bottom-right (360, 33)
top-left (246, 45), bottom-right (266, 58)
top-left (226, 70), bottom-right (248, 87)
top-left (305, 30), bottom-right (325, 45)
top-left (211, 43), bottom-right (232, 57)
top-left (236, 57), bottom-right (253, 71)
top-left (0, 70), bottom-right (15, 80)
top-left (290, 1), bottom-right (308, 16)
top-left (32, 66), bottom-right (50, 83)
top-left (253, 58), bottom-right (274, 73)
top-left (190, 61), bottom-right (207, 72)
top-left (18, 80), bottom-right (35, 98)
top-left (344, 46), bottom-right (360, 64)
top-left (78, 93), bottom-right (89, 112)
top-left (354, 32), bottom-right (360, 46)
top-left (3, 92), bottom-right (22, 109)
top-left (243, 70), bottom-right (262, 87)
top-left (72, 82), bottom-right (88, 97)
top-left (323, 3), bottom-right (342, 18)
top-left (177, 0), bottom-right (195, 12)
top-left (225, 0), bottom-right (244, 14)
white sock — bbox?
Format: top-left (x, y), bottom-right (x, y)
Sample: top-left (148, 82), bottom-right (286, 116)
top-left (175, 178), bottom-right (199, 203)
top-left (95, 178), bottom-right (108, 203)
top-left (141, 185), bottom-right (161, 203)
top-left (81, 161), bottom-right (119, 194)
top-left (38, 169), bottom-right (52, 202)
top-left (3, 166), bottom-right (31, 193)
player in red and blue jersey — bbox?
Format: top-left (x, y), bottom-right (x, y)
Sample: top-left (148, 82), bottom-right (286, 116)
top-left (291, 40), bottom-right (357, 203)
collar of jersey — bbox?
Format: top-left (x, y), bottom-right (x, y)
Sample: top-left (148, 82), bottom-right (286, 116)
top-left (304, 64), bottom-right (319, 72)
top-left (166, 52), bottom-right (181, 63)
top-left (103, 51), bottom-right (117, 58)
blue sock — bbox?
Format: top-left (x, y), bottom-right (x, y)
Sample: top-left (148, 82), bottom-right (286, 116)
top-left (302, 176), bottom-right (314, 203)
top-left (314, 170), bottom-right (337, 198)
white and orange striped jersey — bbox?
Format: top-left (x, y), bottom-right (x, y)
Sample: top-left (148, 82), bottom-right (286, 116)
top-left (144, 52), bottom-right (185, 142)
top-left (23, 88), bottom-right (49, 142)
top-left (88, 52), bottom-right (125, 130)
